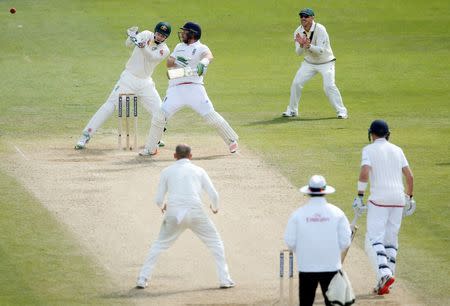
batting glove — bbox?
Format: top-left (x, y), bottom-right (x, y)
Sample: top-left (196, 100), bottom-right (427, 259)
top-left (127, 26), bottom-right (139, 38)
top-left (403, 195), bottom-right (416, 217)
top-left (174, 56), bottom-right (190, 67)
top-left (197, 63), bottom-right (207, 76)
top-left (352, 195), bottom-right (367, 216)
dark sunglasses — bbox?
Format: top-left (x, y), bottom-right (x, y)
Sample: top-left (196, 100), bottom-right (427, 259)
top-left (300, 14), bottom-right (310, 18)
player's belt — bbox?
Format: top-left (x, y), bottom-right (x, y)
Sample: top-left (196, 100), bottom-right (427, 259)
top-left (369, 200), bottom-right (404, 208)
top-left (304, 58), bottom-right (336, 65)
top-left (176, 82), bottom-right (194, 86)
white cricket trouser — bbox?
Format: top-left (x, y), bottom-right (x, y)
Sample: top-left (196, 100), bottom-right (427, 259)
top-left (82, 70), bottom-right (162, 135)
top-left (162, 83), bottom-right (215, 118)
top-left (287, 61), bottom-right (347, 116)
top-left (365, 203), bottom-right (403, 280)
top-left (138, 207), bottom-right (233, 285)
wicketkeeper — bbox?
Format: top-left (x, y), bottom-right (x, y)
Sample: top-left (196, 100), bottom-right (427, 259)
top-left (353, 119), bottom-right (415, 295)
top-left (75, 22), bottom-right (171, 150)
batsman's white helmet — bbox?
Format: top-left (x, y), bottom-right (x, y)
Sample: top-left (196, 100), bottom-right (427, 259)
top-left (300, 175), bottom-right (335, 195)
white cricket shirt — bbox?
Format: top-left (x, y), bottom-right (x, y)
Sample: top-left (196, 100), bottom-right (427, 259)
top-left (294, 21), bottom-right (335, 64)
top-left (168, 40), bottom-right (211, 87)
top-left (284, 197), bottom-right (351, 272)
top-left (361, 138), bottom-right (409, 206)
top-left (125, 30), bottom-right (169, 79)
top-left (155, 159), bottom-right (219, 210)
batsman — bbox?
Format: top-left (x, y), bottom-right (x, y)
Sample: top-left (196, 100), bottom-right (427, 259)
top-left (139, 22), bottom-right (239, 156)
top-left (75, 22), bottom-right (171, 150)
top-left (353, 120), bottom-right (415, 295)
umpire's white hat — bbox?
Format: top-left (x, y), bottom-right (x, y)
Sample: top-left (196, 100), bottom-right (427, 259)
top-left (300, 175), bottom-right (335, 195)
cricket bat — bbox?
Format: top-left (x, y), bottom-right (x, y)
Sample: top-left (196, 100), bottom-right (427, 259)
top-left (341, 214), bottom-right (360, 262)
top-left (167, 66), bottom-right (198, 79)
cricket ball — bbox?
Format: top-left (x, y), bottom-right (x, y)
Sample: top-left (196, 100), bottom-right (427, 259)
top-left (10, 7), bottom-right (16, 14)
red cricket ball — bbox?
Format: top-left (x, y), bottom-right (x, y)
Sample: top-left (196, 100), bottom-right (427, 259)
top-left (10, 7), bottom-right (17, 14)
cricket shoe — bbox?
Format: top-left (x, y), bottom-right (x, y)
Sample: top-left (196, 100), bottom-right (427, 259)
top-left (282, 111), bottom-right (298, 117)
top-left (337, 113), bottom-right (348, 119)
top-left (376, 275), bottom-right (395, 295)
top-left (136, 277), bottom-right (148, 289)
top-left (229, 140), bottom-right (238, 153)
top-left (219, 280), bottom-right (235, 289)
top-left (139, 148), bottom-right (158, 157)
top-left (74, 131), bottom-right (91, 150)
top-left (158, 140), bottom-right (165, 147)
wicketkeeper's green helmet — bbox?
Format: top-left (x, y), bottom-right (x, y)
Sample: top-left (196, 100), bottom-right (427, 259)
top-left (154, 21), bottom-right (171, 37)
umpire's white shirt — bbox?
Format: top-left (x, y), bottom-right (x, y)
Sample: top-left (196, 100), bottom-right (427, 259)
top-left (125, 30), bottom-right (170, 79)
top-left (168, 40), bottom-right (211, 86)
top-left (362, 138), bottom-right (409, 206)
top-left (155, 159), bottom-right (219, 211)
top-left (294, 21), bottom-right (335, 64)
top-left (284, 197), bottom-right (351, 272)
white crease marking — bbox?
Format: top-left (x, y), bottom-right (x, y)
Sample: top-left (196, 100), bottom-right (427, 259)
top-left (14, 145), bottom-right (29, 160)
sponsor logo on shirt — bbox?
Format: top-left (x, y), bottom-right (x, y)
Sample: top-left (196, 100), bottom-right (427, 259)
top-left (306, 213), bottom-right (330, 223)
top-left (160, 49), bottom-right (164, 56)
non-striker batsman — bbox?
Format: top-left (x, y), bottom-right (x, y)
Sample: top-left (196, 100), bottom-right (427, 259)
top-left (353, 120), bottom-right (415, 295)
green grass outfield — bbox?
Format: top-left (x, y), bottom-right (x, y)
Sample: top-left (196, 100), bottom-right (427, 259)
top-left (1, 0), bottom-right (449, 304)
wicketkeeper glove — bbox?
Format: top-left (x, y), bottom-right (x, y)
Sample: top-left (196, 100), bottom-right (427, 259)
top-left (352, 195), bottom-right (367, 216)
top-left (127, 26), bottom-right (139, 38)
top-left (403, 195), bottom-right (416, 217)
top-left (174, 56), bottom-right (190, 67)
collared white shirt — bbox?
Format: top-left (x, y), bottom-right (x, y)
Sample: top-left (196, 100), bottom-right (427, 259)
top-left (168, 40), bottom-right (211, 86)
top-left (361, 138), bottom-right (409, 206)
top-left (293, 21), bottom-right (335, 64)
top-left (284, 197), bottom-right (351, 272)
top-left (155, 159), bottom-right (219, 210)
top-left (125, 31), bottom-right (170, 79)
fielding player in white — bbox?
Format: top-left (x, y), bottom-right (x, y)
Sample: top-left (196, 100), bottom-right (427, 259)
top-left (136, 144), bottom-right (235, 289)
top-left (284, 175), bottom-right (352, 306)
top-left (139, 22), bottom-right (239, 156)
top-left (282, 8), bottom-right (348, 119)
top-left (74, 22), bottom-right (171, 150)
top-left (352, 120), bottom-right (415, 295)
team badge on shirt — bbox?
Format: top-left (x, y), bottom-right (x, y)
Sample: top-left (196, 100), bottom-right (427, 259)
top-left (160, 50), bottom-right (164, 56)
top-left (192, 48), bottom-right (196, 55)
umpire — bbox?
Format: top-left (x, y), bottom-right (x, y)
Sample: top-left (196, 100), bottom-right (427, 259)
top-left (284, 175), bottom-right (351, 306)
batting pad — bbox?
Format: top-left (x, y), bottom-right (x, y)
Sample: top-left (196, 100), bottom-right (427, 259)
top-left (203, 112), bottom-right (238, 144)
top-left (144, 110), bottom-right (166, 152)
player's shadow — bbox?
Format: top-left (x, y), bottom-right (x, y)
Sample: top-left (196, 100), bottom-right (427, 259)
top-left (245, 116), bottom-right (336, 126)
top-left (101, 286), bottom-right (224, 300)
top-left (193, 154), bottom-right (229, 161)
